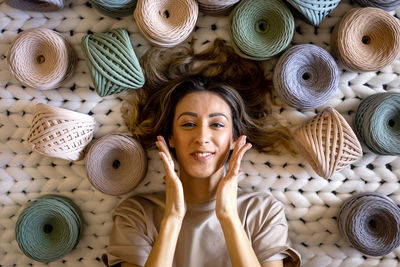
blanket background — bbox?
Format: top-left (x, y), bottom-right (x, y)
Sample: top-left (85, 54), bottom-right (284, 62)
top-left (1, 0), bottom-right (400, 266)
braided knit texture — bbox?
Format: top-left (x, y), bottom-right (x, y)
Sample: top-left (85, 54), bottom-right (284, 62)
top-left (1, 1), bottom-right (400, 266)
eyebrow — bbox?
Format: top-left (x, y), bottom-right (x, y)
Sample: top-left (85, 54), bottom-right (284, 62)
top-left (177, 112), bottom-right (228, 119)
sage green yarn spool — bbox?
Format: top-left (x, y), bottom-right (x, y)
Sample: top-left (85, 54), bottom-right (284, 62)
top-left (15, 195), bottom-right (83, 262)
top-left (81, 28), bottom-right (145, 97)
top-left (89, 0), bottom-right (137, 18)
top-left (354, 92), bottom-right (400, 155)
top-left (229, 0), bottom-right (294, 60)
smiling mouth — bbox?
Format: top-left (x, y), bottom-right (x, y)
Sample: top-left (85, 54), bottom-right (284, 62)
top-left (191, 152), bottom-right (214, 161)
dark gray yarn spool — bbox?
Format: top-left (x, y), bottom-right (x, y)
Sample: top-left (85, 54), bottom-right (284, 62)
top-left (338, 192), bottom-right (400, 256)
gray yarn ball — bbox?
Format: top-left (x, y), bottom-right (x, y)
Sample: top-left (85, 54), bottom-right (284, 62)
top-left (273, 44), bottom-right (339, 109)
top-left (338, 192), bottom-right (400, 256)
top-left (354, 0), bottom-right (400, 12)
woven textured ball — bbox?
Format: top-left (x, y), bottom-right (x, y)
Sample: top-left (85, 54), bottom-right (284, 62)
top-left (293, 107), bottom-right (362, 179)
top-left (15, 195), bottom-right (83, 262)
top-left (85, 133), bottom-right (147, 196)
top-left (89, 0), bottom-right (137, 18)
top-left (5, 0), bottom-right (64, 12)
top-left (7, 28), bottom-right (77, 90)
top-left (354, 0), bottom-right (400, 12)
top-left (354, 92), bottom-right (400, 155)
top-left (134, 0), bottom-right (199, 47)
top-left (197, 0), bottom-right (240, 16)
top-left (81, 28), bottom-right (145, 97)
top-left (338, 192), bottom-right (400, 256)
top-left (229, 0), bottom-right (294, 60)
top-left (331, 7), bottom-right (400, 72)
top-left (27, 103), bottom-right (96, 161)
top-left (285, 0), bottom-right (341, 26)
top-left (273, 44), bottom-right (339, 109)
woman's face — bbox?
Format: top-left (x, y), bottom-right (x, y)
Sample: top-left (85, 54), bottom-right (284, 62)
top-left (169, 91), bottom-right (234, 179)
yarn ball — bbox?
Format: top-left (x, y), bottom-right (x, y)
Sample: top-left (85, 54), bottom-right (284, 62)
top-left (7, 28), bottom-right (77, 90)
top-left (273, 44), bottom-right (339, 109)
top-left (27, 103), bottom-right (96, 161)
top-left (285, 0), bottom-right (341, 26)
top-left (229, 0), bottom-right (294, 60)
top-left (86, 133), bottom-right (148, 196)
top-left (5, 0), bottom-right (64, 12)
top-left (81, 28), bottom-right (145, 97)
top-left (331, 7), bottom-right (400, 72)
top-left (89, 0), bottom-right (137, 18)
top-left (197, 0), bottom-right (241, 16)
top-left (15, 195), bottom-right (83, 262)
top-left (338, 192), bottom-right (400, 256)
top-left (354, 92), bottom-right (400, 155)
top-left (354, 0), bottom-right (400, 12)
top-left (133, 0), bottom-right (199, 47)
top-left (293, 107), bottom-right (362, 179)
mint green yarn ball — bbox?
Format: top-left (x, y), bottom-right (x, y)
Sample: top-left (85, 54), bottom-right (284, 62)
top-left (229, 0), bottom-right (295, 60)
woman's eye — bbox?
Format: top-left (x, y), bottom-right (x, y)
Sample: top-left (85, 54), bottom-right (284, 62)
top-left (182, 122), bottom-right (195, 127)
top-left (212, 122), bottom-right (225, 128)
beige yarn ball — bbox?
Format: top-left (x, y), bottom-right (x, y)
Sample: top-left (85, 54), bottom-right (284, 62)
top-left (293, 108), bottom-right (362, 179)
top-left (7, 28), bottom-right (76, 90)
top-left (134, 0), bottom-right (199, 47)
top-left (198, 0), bottom-right (240, 15)
top-left (85, 133), bottom-right (148, 196)
top-left (27, 104), bottom-right (96, 161)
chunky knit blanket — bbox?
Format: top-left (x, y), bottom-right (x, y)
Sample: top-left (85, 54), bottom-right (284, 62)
top-left (1, 0), bottom-right (400, 266)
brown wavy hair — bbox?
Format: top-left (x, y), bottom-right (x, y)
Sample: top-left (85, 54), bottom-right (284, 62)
top-left (122, 39), bottom-right (293, 154)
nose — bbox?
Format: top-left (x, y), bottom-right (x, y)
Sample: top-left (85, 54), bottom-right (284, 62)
top-left (195, 123), bottom-right (210, 144)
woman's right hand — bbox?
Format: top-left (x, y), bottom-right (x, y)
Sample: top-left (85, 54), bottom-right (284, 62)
top-left (156, 136), bottom-right (186, 221)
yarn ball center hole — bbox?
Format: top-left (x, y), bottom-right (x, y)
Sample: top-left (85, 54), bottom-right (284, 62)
top-left (389, 119), bottom-right (395, 128)
top-left (368, 219), bottom-right (377, 230)
top-left (302, 72), bottom-right (311, 80)
top-left (362, 35), bottom-right (371, 45)
top-left (112, 159), bottom-right (121, 169)
top-left (36, 55), bottom-right (45, 64)
top-left (162, 10), bottom-right (170, 19)
top-left (255, 20), bottom-right (268, 33)
top-left (43, 224), bottom-right (53, 234)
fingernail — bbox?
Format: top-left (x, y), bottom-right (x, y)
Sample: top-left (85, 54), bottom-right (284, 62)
top-left (241, 136), bottom-right (246, 145)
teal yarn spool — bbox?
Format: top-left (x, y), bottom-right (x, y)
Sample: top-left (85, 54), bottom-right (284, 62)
top-left (89, 0), bottom-right (137, 18)
top-left (229, 0), bottom-right (294, 60)
top-left (285, 0), bottom-right (341, 26)
top-left (81, 28), bottom-right (145, 97)
top-left (354, 92), bottom-right (400, 155)
top-left (15, 195), bottom-right (83, 262)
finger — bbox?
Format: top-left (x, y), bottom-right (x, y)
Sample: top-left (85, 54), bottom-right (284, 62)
top-left (156, 136), bottom-right (174, 163)
top-left (228, 143), bottom-right (252, 177)
top-left (159, 151), bottom-right (177, 178)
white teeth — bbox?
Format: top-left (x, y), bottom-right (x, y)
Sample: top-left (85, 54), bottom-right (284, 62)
top-left (196, 152), bottom-right (211, 157)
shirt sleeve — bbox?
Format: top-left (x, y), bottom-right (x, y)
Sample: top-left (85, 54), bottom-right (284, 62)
top-left (105, 195), bottom-right (162, 267)
top-left (240, 191), bottom-right (301, 267)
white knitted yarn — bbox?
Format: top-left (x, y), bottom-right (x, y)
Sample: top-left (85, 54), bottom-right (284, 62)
top-left (1, 1), bottom-right (400, 267)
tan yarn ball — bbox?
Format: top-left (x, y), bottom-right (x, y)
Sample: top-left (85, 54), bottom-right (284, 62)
top-left (293, 108), bottom-right (362, 179)
top-left (7, 28), bottom-right (77, 90)
top-left (331, 7), bottom-right (400, 72)
top-left (85, 133), bottom-right (148, 196)
top-left (134, 0), bottom-right (199, 47)
top-left (27, 104), bottom-right (96, 161)
top-left (198, 0), bottom-right (240, 15)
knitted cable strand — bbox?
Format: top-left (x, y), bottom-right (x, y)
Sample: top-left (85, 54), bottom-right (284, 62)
top-left (229, 0), bottom-right (294, 60)
top-left (197, 0), bottom-right (241, 16)
top-left (285, 0), bottom-right (341, 26)
top-left (338, 192), bottom-right (400, 257)
top-left (5, 0), bottom-right (64, 12)
top-left (7, 28), bottom-right (77, 90)
top-left (331, 7), bottom-right (400, 72)
top-left (85, 133), bottom-right (148, 196)
top-left (15, 195), bottom-right (83, 262)
top-left (27, 103), bottom-right (96, 161)
top-left (354, 92), bottom-right (400, 155)
top-left (354, 0), bottom-right (400, 12)
top-left (133, 0), bottom-right (199, 47)
top-left (89, 0), bottom-right (137, 18)
top-left (293, 107), bottom-right (362, 179)
top-left (273, 44), bottom-right (339, 109)
top-left (81, 28), bottom-right (145, 97)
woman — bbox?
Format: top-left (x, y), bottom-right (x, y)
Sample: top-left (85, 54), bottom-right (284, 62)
top-left (104, 40), bottom-right (301, 267)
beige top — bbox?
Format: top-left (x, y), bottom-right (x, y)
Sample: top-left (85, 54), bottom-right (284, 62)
top-left (105, 189), bottom-right (301, 267)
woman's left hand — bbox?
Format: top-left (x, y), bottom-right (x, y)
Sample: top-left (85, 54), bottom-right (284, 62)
top-left (216, 135), bottom-right (252, 222)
